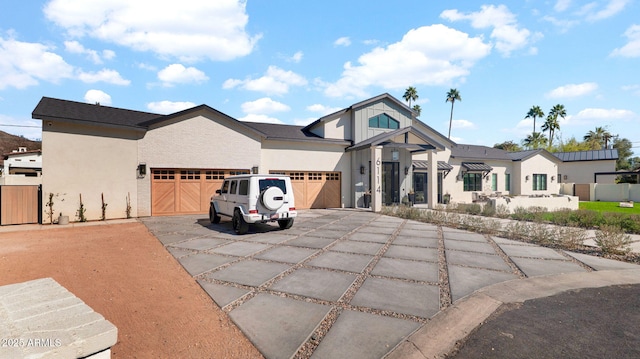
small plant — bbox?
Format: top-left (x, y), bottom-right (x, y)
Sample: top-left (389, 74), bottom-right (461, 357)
top-left (101, 193), bottom-right (108, 221)
top-left (494, 204), bottom-right (510, 218)
top-left (45, 192), bottom-right (65, 224)
top-left (555, 227), bottom-right (587, 250)
top-left (594, 225), bottom-right (632, 255)
top-left (77, 193), bottom-right (87, 222)
top-left (126, 192), bottom-right (132, 219)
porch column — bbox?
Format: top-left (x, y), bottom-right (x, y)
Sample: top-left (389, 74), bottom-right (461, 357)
top-left (371, 145), bottom-right (383, 212)
top-left (427, 150), bottom-right (438, 209)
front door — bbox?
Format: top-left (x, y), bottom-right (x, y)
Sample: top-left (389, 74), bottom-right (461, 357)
top-left (413, 172), bottom-right (427, 204)
top-left (382, 162), bottom-right (399, 205)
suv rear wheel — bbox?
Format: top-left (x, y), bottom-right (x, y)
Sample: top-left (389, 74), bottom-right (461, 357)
top-left (278, 218), bottom-right (294, 230)
top-left (232, 209), bottom-right (249, 235)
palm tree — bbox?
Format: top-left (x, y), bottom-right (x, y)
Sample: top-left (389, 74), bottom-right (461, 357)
top-left (525, 106), bottom-right (544, 134)
top-left (523, 132), bottom-right (548, 149)
top-left (543, 104), bottom-right (565, 148)
top-left (403, 87), bottom-right (418, 108)
top-left (446, 88), bottom-right (461, 139)
top-left (412, 104), bottom-right (422, 117)
top-left (584, 126), bottom-right (613, 149)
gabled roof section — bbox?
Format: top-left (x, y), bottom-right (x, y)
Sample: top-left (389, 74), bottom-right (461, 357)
top-left (32, 97), bottom-right (160, 129)
top-left (412, 118), bottom-right (457, 148)
top-left (509, 149), bottom-right (563, 164)
top-left (346, 126), bottom-right (445, 152)
top-left (450, 144), bottom-right (512, 161)
top-left (302, 93), bottom-right (415, 133)
top-left (242, 122), bottom-right (351, 145)
top-left (554, 149), bottom-right (619, 162)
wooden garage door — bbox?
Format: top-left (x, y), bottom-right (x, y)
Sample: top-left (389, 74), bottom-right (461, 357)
top-left (151, 169), bottom-right (249, 216)
top-left (271, 171), bottom-right (341, 209)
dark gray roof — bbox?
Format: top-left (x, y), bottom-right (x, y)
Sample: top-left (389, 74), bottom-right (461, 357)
top-left (508, 149), bottom-right (543, 161)
top-left (462, 162), bottom-right (493, 171)
top-left (32, 97), bottom-right (161, 128)
top-left (553, 149), bottom-right (619, 162)
top-left (347, 126), bottom-right (445, 152)
top-left (242, 122), bottom-right (350, 144)
top-left (412, 160), bottom-right (453, 171)
top-left (450, 144), bottom-right (512, 160)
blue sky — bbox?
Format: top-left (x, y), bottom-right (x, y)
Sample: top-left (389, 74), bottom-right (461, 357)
top-left (1, 0), bottom-right (639, 155)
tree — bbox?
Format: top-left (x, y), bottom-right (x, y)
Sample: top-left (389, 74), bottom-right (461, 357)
top-left (525, 106), bottom-right (544, 134)
top-left (412, 104), bottom-right (422, 117)
top-left (403, 87), bottom-right (418, 108)
top-left (446, 88), bottom-right (461, 139)
top-left (522, 132), bottom-right (548, 150)
top-left (493, 140), bottom-right (523, 152)
top-left (555, 136), bottom-right (593, 152)
top-left (543, 104), bottom-right (565, 148)
top-left (584, 126), bottom-right (613, 149)
top-left (613, 137), bottom-right (633, 170)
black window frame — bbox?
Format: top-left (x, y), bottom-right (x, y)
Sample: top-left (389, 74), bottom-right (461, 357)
top-left (463, 173), bottom-right (483, 192)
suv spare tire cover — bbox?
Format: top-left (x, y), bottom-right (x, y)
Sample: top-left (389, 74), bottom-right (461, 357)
top-left (261, 186), bottom-right (285, 211)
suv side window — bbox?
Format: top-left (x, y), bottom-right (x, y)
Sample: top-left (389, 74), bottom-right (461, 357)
top-left (238, 180), bottom-right (249, 195)
top-left (230, 180), bottom-right (238, 195)
top-left (221, 180), bottom-right (230, 194)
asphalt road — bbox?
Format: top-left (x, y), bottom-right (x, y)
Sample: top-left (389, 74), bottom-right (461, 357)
top-left (449, 284), bottom-right (640, 359)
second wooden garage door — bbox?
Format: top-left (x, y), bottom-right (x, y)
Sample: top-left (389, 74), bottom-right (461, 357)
top-left (151, 169), bottom-right (249, 216)
top-left (271, 171), bottom-right (341, 209)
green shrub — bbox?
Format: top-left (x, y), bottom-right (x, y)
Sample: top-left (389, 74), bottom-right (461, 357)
top-left (494, 204), bottom-right (510, 219)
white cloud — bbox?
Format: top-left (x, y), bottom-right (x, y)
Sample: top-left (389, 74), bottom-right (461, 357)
top-left (451, 119), bottom-right (477, 130)
top-left (622, 84), bottom-right (640, 96)
top-left (289, 51), bottom-right (303, 63)
top-left (44, 0), bottom-right (261, 62)
top-left (223, 66), bottom-right (307, 95)
top-left (610, 24), bottom-right (640, 58)
top-left (324, 24), bottom-right (490, 98)
top-left (64, 40), bottom-right (114, 64)
top-left (441, 5), bottom-right (540, 57)
top-left (565, 108), bottom-right (635, 125)
top-left (334, 37), bottom-right (351, 47)
top-left (546, 82), bottom-right (598, 98)
top-left (582, 0), bottom-right (630, 21)
top-left (241, 98), bottom-right (290, 114)
top-left (0, 35), bottom-right (74, 89)
top-left (293, 117), bottom-right (317, 126)
top-left (554, 0), bottom-right (572, 12)
top-left (84, 89), bottom-right (112, 105)
top-left (146, 100), bottom-right (196, 114)
top-left (77, 68), bottom-right (130, 85)
top-left (306, 104), bottom-right (343, 115)
top-left (238, 113), bottom-right (284, 124)
top-left (157, 64), bottom-right (208, 87)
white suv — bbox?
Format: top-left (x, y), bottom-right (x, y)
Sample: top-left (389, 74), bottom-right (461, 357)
top-left (210, 174), bottom-right (297, 234)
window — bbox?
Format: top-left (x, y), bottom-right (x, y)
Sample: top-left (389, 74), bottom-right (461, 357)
top-left (533, 174), bottom-right (547, 191)
top-left (221, 180), bottom-right (230, 194)
top-left (180, 170), bottom-right (200, 180)
top-left (153, 170), bottom-right (175, 180)
top-left (368, 113), bottom-right (399, 129)
top-left (463, 173), bottom-right (483, 191)
top-left (491, 173), bottom-right (498, 191)
top-left (259, 179), bottom-right (287, 194)
top-left (239, 180), bottom-right (249, 195)
top-left (206, 170), bottom-right (225, 180)
top-left (505, 174), bottom-right (511, 191)
top-left (229, 180), bottom-right (238, 195)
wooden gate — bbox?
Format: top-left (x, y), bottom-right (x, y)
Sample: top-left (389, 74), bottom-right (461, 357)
top-left (0, 185), bottom-right (41, 225)
top-left (574, 184), bottom-right (591, 201)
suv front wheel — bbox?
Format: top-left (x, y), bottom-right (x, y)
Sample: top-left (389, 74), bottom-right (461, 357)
top-left (209, 205), bottom-right (221, 224)
top-left (232, 209), bottom-right (249, 235)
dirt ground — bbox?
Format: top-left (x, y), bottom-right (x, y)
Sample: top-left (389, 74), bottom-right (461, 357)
top-left (0, 222), bottom-right (263, 358)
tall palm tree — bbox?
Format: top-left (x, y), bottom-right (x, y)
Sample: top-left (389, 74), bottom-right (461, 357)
top-left (403, 87), bottom-right (418, 108)
top-left (543, 104), bottom-right (565, 148)
top-left (523, 132), bottom-right (548, 150)
top-left (525, 106), bottom-right (544, 134)
top-left (446, 88), bottom-right (461, 139)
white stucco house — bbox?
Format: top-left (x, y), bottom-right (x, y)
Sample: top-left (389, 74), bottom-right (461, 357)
top-left (32, 94), bottom-right (570, 221)
top-left (0, 147), bottom-right (42, 185)
top-left (554, 149), bottom-right (619, 184)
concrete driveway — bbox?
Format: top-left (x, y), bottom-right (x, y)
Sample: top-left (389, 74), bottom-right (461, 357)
top-left (141, 209), bottom-right (640, 359)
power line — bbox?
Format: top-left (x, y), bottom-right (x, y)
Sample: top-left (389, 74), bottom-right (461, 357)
top-left (0, 124), bottom-right (40, 128)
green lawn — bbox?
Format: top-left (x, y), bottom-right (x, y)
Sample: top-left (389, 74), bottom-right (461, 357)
top-left (579, 201), bottom-right (640, 214)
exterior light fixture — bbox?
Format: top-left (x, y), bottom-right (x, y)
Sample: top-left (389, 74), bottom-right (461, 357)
top-left (137, 163), bottom-right (146, 178)
top-left (404, 166), bottom-right (409, 175)
top-left (360, 165), bottom-right (365, 174)
top-left (252, 166), bottom-right (259, 174)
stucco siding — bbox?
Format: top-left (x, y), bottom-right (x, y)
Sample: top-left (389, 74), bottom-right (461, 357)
top-left (558, 160), bottom-right (616, 184)
top-left (42, 123), bottom-right (139, 221)
top-left (136, 114), bottom-right (262, 216)
top-left (517, 155), bottom-right (559, 195)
